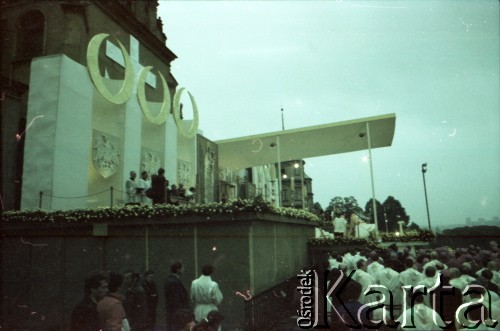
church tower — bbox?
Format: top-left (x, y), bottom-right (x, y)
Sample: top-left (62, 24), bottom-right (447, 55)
top-left (0, 0), bottom-right (189, 211)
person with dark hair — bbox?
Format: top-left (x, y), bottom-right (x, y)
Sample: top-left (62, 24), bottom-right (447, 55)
top-left (396, 292), bottom-right (445, 330)
top-left (173, 308), bottom-right (196, 331)
top-left (151, 168), bottom-right (169, 204)
top-left (142, 270), bottom-right (158, 331)
top-left (351, 259), bottom-right (375, 304)
top-left (97, 272), bottom-right (130, 331)
top-left (70, 271), bottom-right (108, 331)
top-left (193, 310), bottom-right (224, 331)
top-left (122, 270), bottom-right (147, 331)
top-left (190, 265), bottom-right (223, 324)
top-left (330, 279), bottom-right (370, 330)
top-left (476, 269), bottom-right (499, 293)
top-left (399, 258), bottom-right (423, 287)
top-left (164, 261), bottom-right (190, 331)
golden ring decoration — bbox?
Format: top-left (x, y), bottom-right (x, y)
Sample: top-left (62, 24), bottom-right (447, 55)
top-left (137, 66), bottom-right (170, 125)
top-left (251, 139), bottom-right (263, 153)
top-left (87, 33), bottom-right (134, 105)
top-left (173, 87), bottom-right (199, 139)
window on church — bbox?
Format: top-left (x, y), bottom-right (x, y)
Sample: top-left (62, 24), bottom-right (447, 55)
top-left (294, 189), bottom-right (302, 201)
top-left (17, 10), bottom-right (45, 59)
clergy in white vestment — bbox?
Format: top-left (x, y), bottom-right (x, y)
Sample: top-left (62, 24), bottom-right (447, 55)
top-left (332, 213), bottom-right (347, 238)
top-left (352, 259), bottom-right (376, 304)
top-left (399, 258), bottom-right (423, 287)
top-left (191, 265), bottom-right (223, 323)
top-left (396, 295), bottom-right (445, 331)
top-left (476, 261), bottom-right (500, 288)
top-left (457, 289), bottom-right (499, 331)
top-left (449, 268), bottom-right (474, 293)
top-left (375, 262), bottom-right (403, 318)
top-left (367, 253), bottom-right (385, 279)
top-left (422, 252), bottom-right (448, 271)
top-left (418, 266), bottom-right (440, 307)
top-left (137, 171), bottom-right (152, 204)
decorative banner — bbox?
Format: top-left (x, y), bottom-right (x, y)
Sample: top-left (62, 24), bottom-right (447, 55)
top-left (92, 131), bottom-right (121, 178)
top-left (141, 148), bottom-right (161, 177)
top-left (87, 33), bottom-right (134, 104)
top-left (177, 159), bottom-right (193, 187)
top-left (137, 66), bottom-right (170, 125)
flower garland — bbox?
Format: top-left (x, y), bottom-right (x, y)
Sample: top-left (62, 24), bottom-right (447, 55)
top-left (308, 229), bottom-right (435, 247)
top-left (1, 197), bottom-right (321, 224)
top-left (380, 230), bottom-right (435, 242)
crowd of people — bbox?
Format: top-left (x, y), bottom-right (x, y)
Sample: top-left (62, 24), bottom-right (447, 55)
top-left (70, 262), bottom-right (223, 331)
top-left (125, 168), bottom-right (196, 206)
top-left (319, 241), bottom-right (500, 330)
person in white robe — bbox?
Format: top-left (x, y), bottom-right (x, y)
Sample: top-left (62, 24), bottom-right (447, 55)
top-left (449, 268), bottom-right (472, 293)
top-left (399, 258), bottom-right (423, 287)
top-left (136, 171), bottom-right (151, 205)
top-left (396, 294), bottom-right (445, 331)
top-left (190, 265), bottom-right (223, 324)
top-left (352, 259), bottom-right (376, 304)
top-left (367, 254), bottom-right (385, 279)
top-left (476, 261), bottom-right (500, 288)
top-left (418, 266), bottom-right (439, 307)
top-left (422, 251), bottom-right (448, 271)
top-left (332, 213), bottom-right (347, 238)
top-left (375, 261), bottom-right (403, 319)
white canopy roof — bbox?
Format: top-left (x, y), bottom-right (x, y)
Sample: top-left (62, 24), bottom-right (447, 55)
top-left (215, 113), bottom-right (396, 170)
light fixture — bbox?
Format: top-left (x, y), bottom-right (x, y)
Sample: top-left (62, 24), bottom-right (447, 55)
top-left (294, 162), bottom-right (300, 168)
top-left (421, 162), bottom-right (431, 231)
top-left (422, 163), bottom-right (427, 173)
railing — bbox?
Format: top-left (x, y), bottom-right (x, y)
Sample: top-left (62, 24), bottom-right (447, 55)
top-left (244, 275), bottom-right (298, 331)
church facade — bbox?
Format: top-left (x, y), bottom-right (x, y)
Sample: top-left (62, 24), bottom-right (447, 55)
top-left (4, 1), bottom-right (402, 217)
top-left (1, 0), bottom-right (272, 211)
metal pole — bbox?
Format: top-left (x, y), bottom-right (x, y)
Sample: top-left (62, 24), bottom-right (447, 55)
top-left (422, 163), bottom-right (431, 231)
top-left (300, 161), bottom-right (305, 209)
top-left (281, 107), bottom-right (285, 131)
top-left (366, 122), bottom-right (379, 234)
top-left (110, 186), bottom-right (114, 208)
top-left (39, 191), bottom-right (43, 209)
top-left (277, 136), bottom-right (282, 207)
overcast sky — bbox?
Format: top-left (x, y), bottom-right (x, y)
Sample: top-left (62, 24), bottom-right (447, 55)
top-left (157, 0), bottom-right (499, 229)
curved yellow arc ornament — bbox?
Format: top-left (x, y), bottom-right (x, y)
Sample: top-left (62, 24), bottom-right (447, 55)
top-left (86, 33), bottom-right (134, 104)
top-left (173, 87), bottom-right (199, 138)
top-left (137, 66), bottom-right (170, 125)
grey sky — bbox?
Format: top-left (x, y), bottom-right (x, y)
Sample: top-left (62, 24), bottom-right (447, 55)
top-left (157, 0), bottom-right (499, 229)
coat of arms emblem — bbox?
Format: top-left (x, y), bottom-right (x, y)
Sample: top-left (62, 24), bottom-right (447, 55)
top-left (141, 150), bottom-right (161, 177)
top-left (92, 131), bottom-right (120, 178)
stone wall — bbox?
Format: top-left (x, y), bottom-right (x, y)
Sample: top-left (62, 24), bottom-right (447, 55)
top-left (1, 212), bottom-right (315, 330)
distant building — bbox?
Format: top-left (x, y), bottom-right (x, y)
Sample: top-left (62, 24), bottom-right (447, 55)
top-left (279, 160), bottom-right (314, 210)
top-left (465, 216), bottom-right (500, 227)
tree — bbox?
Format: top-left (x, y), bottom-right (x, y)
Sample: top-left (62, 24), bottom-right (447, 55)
top-left (311, 202), bottom-right (325, 221)
top-left (364, 198), bottom-right (385, 231)
top-left (405, 222), bottom-right (421, 231)
top-left (382, 196), bottom-right (410, 233)
top-left (326, 196), bottom-right (363, 219)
